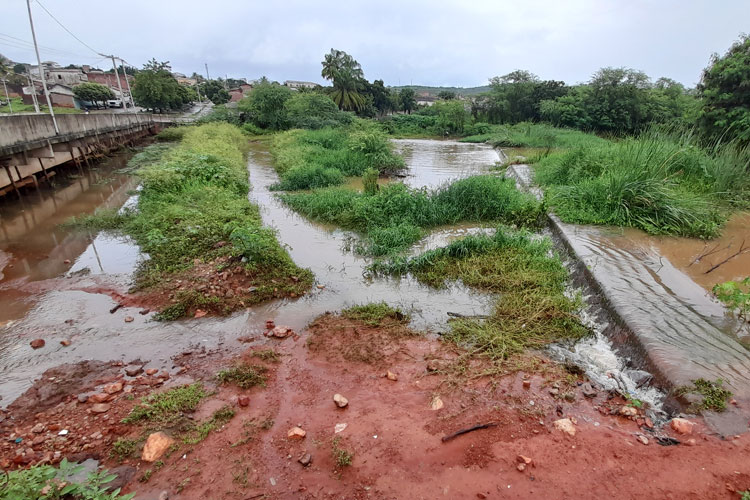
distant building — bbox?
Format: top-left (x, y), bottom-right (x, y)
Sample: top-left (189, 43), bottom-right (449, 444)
top-left (416, 95), bottom-right (437, 107)
top-left (84, 71), bottom-right (132, 92)
top-left (284, 80), bottom-right (317, 90)
top-left (21, 83), bottom-right (77, 108)
top-left (46, 68), bottom-right (88, 86)
top-left (228, 83), bottom-right (254, 102)
top-left (176, 77), bottom-right (198, 86)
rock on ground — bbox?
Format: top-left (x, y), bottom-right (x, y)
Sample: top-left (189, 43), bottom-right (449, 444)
top-left (142, 432), bottom-right (175, 462)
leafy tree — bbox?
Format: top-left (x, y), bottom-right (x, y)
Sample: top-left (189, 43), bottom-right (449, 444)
top-left (73, 82), bottom-right (114, 108)
top-left (238, 82), bottom-right (292, 129)
top-left (369, 79), bottom-right (393, 116)
top-left (199, 80), bottom-right (231, 104)
top-left (132, 59), bottom-right (191, 112)
top-left (437, 90), bottom-right (457, 100)
top-left (433, 100), bottom-right (468, 135)
top-left (399, 88), bottom-right (417, 114)
top-left (13, 63), bottom-right (26, 74)
top-left (321, 49), bottom-right (363, 81)
top-left (284, 92), bottom-right (350, 129)
top-left (698, 34), bottom-right (750, 144)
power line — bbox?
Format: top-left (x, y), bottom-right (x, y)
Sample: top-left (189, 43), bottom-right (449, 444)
top-left (32, 0), bottom-right (100, 56)
top-left (0, 33), bottom-right (93, 59)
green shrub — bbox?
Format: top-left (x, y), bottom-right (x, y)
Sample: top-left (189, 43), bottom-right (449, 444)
top-left (342, 302), bottom-right (409, 326)
top-left (0, 459), bottom-right (134, 500)
top-left (123, 383), bottom-right (207, 424)
top-left (156, 126), bottom-right (188, 142)
top-left (280, 175), bottom-right (543, 255)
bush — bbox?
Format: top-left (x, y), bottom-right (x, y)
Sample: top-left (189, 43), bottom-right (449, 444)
top-left (280, 175), bottom-right (543, 255)
top-left (155, 126), bottom-right (189, 142)
top-left (284, 93), bottom-right (352, 129)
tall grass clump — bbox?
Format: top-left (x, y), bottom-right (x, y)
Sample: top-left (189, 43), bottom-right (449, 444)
top-left (535, 129), bottom-right (750, 238)
top-left (461, 122), bottom-right (606, 149)
top-left (270, 121), bottom-right (404, 191)
top-left (280, 175), bottom-right (543, 256)
top-left (372, 228), bottom-right (588, 362)
top-left (66, 122), bottom-right (312, 317)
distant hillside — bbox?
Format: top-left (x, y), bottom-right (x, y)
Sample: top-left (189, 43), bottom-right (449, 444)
top-left (389, 85), bottom-right (490, 97)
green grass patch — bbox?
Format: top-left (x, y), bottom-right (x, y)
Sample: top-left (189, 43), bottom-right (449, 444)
top-left (251, 349), bottom-right (281, 362)
top-left (372, 228), bottom-right (588, 362)
top-left (535, 129), bottom-right (750, 238)
top-left (342, 302), bottom-right (410, 326)
top-left (183, 406), bottom-right (235, 444)
top-left (110, 438), bottom-right (139, 462)
top-left (461, 122), bottom-right (606, 149)
top-left (676, 378), bottom-right (733, 412)
top-left (280, 175), bottom-right (543, 256)
top-left (217, 363), bottom-right (268, 389)
top-left (331, 437), bottom-right (354, 467)
top-left (122, 383), bottom-right (207, 424)
top-left (66, 123), bottom-right (312, 319)
top-left (270, 121), bottom-right (404, 191)
top-left (0, 96), bottom-right (82, 114)
top-left (0, 458), bottom-right (133, 499)
top-left (155, 126), bottom-right (190, 142)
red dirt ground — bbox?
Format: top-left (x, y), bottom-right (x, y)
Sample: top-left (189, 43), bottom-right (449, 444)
top-left (2, 313), bottom-right (749, 500)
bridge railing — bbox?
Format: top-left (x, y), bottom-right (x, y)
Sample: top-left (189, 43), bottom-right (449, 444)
top-left (0, 113), bottom-right (176, 155)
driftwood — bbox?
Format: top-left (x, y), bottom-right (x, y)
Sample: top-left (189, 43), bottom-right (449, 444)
top-left (447, 312), bottom-right (490, 319)
top-left (704, 239), bottom-right (749, 274)
top-left (441, 422), bottom-right (497, 442)
top-left (689, 242), bottom-right (729, 267)
top-left (109, 303), bottom-right (123, 314)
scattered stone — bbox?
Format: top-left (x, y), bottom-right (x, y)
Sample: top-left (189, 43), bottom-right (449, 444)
top-left (516, 455), bottom-right (533, 465)
top-left (60, 339), bottom-right (72, 347)
top-left (670, 418), bottom-right (694, 435)
top-left (316, 284), bottom-right (325, 290)
top-left (581, 383), bottom-right (597, 398)
top-left (265, 320), bottom-right (275, 330)
top-left (238, 396), bottom-right (250, 407)
top-left (63, 259), bottom-right (71, 264)
top-left (516, 463), bottom-right (526, 472)
top-left (298, 453), bottom-right (312, 466)
top-left (125, 365), bottom-right (143, 377)
top-left (272, 326), bottom-right (293, 338)
top-left (619, 406), bottom-right (638, 417)
top-left (333, 394), bottom-right (349, 408)
top-left (158, 491), bottom-right (169, 500)
top-left (522, 380), bottom-right (531, 390)
top-left (91, 403), bottom-right (110, 414)
top-left (142, 432), bottom-right (175, 462)
top-left (288, 427), bottom-right (306, 439)
top-left (644, 417), bottom-right (654, 429)
top-left (553, 418), bottom-right (576, 437)
top-left (58, 429), bottom-right (68, 436)
top-left (123, 316), bottom-right (134, 323)
top-left (636, 434), bottom-right (649, 445)
top-left (194, 309), bottom-right (207, 319)
top-left (30, 339), bottom-right (45, 349)
top-left (624, 369), bottom-right (653, 388)
top-left (77, 394), bottom-right (88, 403)
top-left (89, 393), bottom-right (111, 404)
top-left (685, 438), bottom-right (697, 446)
top-left (31, 423), bottom-right (45, 434)
top-left (103, 382), bottom-right (123, 394)
top-left (139, 309), bottom-right (150, 315)
top-left (146, 368), bottom-right (159, 376)
top-left (386, 371), bottom-right (398, 381)
top-left (549, 388), bottom-right (559, 396)
top-left (334, 423), bottom-right (348, 434)
top-left (430, 397), bottom-right (444, 411)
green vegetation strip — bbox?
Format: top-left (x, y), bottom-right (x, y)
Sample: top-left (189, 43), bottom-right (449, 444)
top-left (270, 122), bottom-right (404, 191)
top-left (341, 302), bottom-right (410, 326)
top-left (280, 175), bottom-right (543, 256)
top-left (534, 130), bottom-right (750, 238)
top-left (68, 123), bottom-right (312, 318)
top-left (0, 459), bottom-right (133, 500)
top-left (372, 228), bottom-right (588, 362)
top-left (122, 383), bottom-right (207, 424)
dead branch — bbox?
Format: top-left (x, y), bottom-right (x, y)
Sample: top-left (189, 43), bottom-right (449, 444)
top-left (441, 422), bottom-right (497, 442)
top-left (704, 239), bottom-right (750, 274)
top-left (689, 242), bottom-right (727, 267)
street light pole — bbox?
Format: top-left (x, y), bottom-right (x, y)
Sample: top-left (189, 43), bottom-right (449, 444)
top-left (107, 55), bottom-right (126, 111)
top-left (27, 69), bottom-right (40, 113)
top-left (27, 0), bottom-right (58, 133)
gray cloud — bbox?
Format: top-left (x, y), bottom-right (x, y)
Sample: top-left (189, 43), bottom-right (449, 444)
top-left (2, 0), bottom-right (748, 87)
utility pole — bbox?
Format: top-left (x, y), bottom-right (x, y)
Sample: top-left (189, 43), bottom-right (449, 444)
top-left (27, 0), bottom-right (58, 133)
top-left (204, 63), bottom-right (210, 81)
top-left (119, 58), bottom-right (135, 109)
top-left (225, 74), bottom-right (228, 90)
top-left (1, 79), bottom-right (11, 113)
top-left (27, 69), bottom-right (40, 113)
top-left (107, 55), bottom-right (126, 112)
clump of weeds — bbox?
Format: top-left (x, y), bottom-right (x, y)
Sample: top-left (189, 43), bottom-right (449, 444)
top-left (216, 363), bottom-right (268, 389)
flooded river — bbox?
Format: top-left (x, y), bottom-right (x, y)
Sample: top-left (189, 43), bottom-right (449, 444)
top-left (2, 139), bottom-right (745, 413)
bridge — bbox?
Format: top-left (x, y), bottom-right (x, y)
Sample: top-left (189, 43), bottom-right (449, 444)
top-left (0, 113), bottom-right (180, 198)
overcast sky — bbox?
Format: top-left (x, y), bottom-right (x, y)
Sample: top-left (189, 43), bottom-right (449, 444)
top-left (2, 0), bottom-right (748, 88)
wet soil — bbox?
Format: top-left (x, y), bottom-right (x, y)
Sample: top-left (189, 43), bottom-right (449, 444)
top-left (2, 314), bottom-right (748, 499)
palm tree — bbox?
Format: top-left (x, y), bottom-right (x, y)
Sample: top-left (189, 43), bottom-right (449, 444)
top-left (330, 67), bottom-right (365, 112)
top-left (321, 49), bottom-right (363, 82)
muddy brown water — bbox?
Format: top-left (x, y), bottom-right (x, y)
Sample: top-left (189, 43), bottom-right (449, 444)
top-left (0, 140), bottom-right (501, 404)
